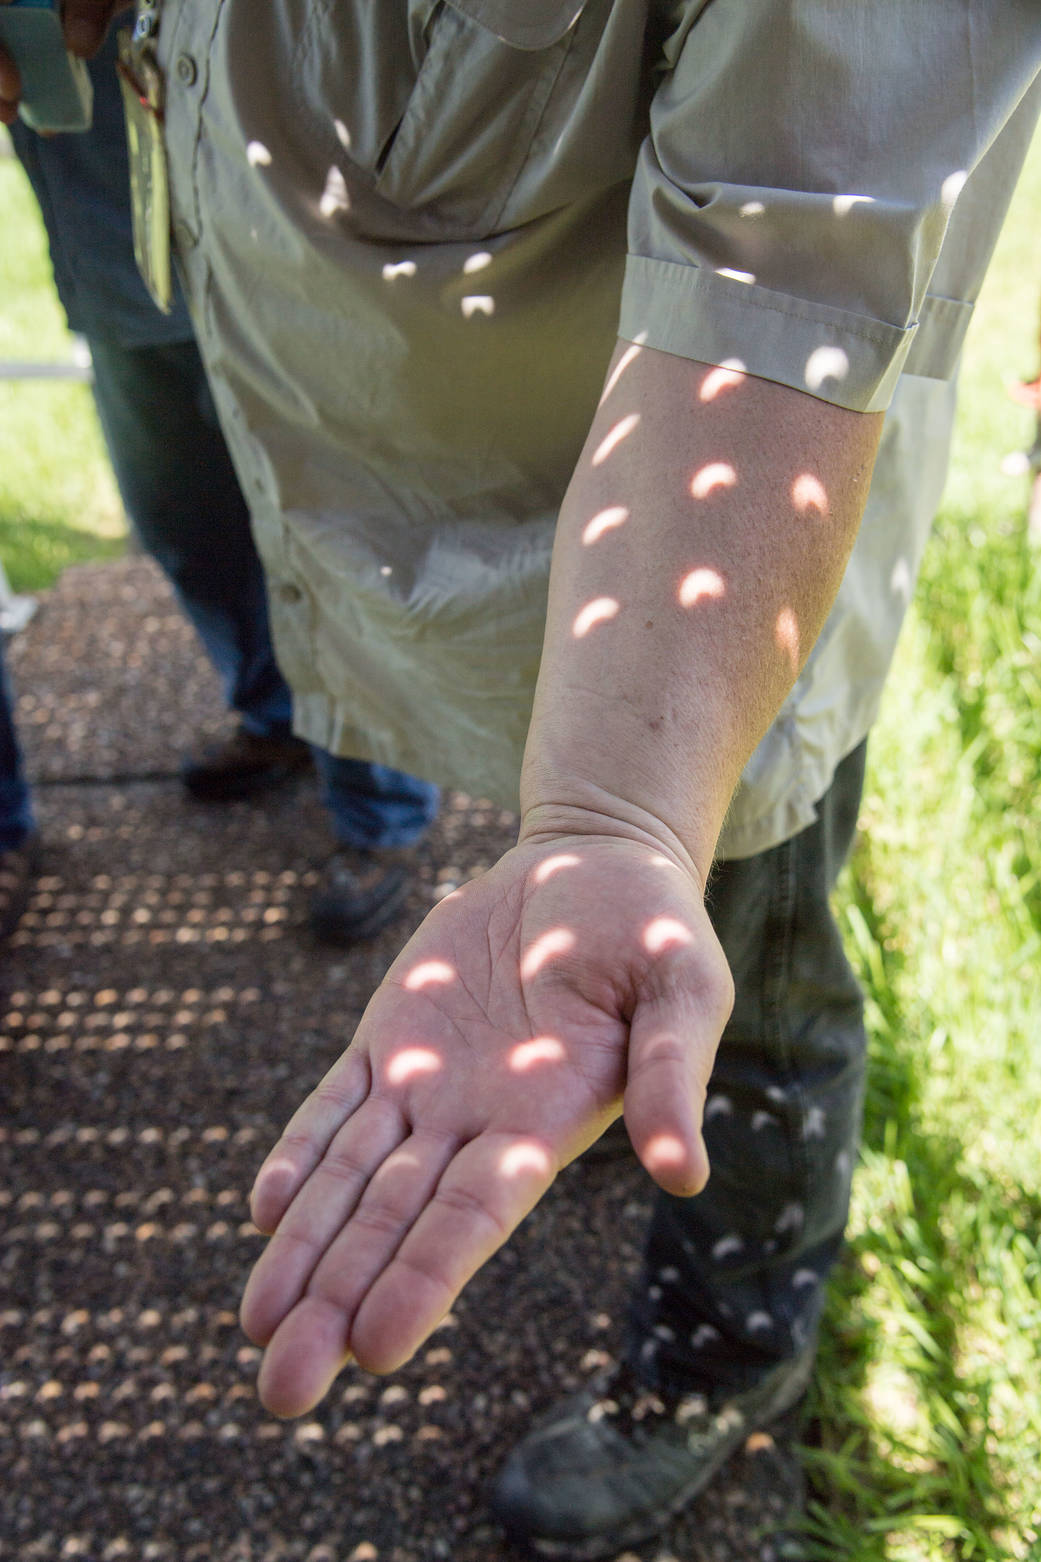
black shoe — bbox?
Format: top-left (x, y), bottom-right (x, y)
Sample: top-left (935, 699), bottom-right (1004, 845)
top-left (491, 1346), bottom-right (815, 1560)
top-left (308, 848), bottom-right (413, 946)
top-left (0, 832), bottom-right (40, 944)
top-left (180, 727), bottom-right (312, 801)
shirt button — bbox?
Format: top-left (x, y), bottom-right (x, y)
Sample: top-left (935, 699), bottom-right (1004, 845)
top-left (278, 583), bottom-right (304, 605)
top-left (175, 53), bottom-right (198, 86)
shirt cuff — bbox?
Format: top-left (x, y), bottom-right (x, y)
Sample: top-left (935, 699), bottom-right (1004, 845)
top-left (619, 254), bottom-right (922, 413)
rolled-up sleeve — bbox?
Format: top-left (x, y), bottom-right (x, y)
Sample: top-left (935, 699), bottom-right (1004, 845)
top-left (620, 0), bottom-right (1041, 410)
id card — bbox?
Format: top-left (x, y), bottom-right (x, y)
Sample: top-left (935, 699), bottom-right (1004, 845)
top-left (117, 26), bottom-right (172, 313)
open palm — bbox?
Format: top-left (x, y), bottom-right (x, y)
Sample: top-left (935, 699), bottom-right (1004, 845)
top-left (241, 833), bottom-right (733, 1416)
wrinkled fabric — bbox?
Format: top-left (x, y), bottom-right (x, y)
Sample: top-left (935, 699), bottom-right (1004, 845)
top-left (156, 0), bottom-right (1041, 856)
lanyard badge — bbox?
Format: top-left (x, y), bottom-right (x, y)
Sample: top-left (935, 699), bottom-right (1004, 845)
top-left (117, 0), bottom-right (173, 313)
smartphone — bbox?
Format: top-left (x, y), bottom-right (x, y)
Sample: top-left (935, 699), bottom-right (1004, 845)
top-left (0, 0), bottom-right (93, 132)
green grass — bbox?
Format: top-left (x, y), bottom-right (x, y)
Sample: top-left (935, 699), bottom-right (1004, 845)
top-left (806, 128), bottom-right (1041, 1562)
top-left (0, 137), bottom-right (127, 592)
top-left (2, 116), bottom-right (1040, 1562)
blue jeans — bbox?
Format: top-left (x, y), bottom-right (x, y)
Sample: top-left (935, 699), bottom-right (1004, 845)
top-left (0, 636), bottom-right (35, 851)
top-left (627, 741), bottom-right (868, 1394)
top-left (86, 335), bottom-right (439, 849)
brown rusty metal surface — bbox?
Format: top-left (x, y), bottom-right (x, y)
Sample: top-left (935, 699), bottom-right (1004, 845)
top-left (1, 560), bottom-right (803, 1561)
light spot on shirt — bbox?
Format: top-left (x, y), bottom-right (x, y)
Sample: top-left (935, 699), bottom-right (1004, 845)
top-left (246, 141), bottom-right (272, 168)
top-left (712, 1233), bottom-right (744, 1262)
top-left (333, 119), bottom-right (351, 149)
top-left (383, 260), bottom-right (417, 281)
top-left (746, 1311), bottom-right (773, 1333)
top-left (319, 166), bottom-right (350, 218)
top-left (704, 1095), bottom-right (733, 1121)
top-left (775, 1203), bottom-right (804, 1234)
top-left (716, 266), bottom-right (755, 285)
top-left (890, 556), bottom-right (912, 604)
top-left (805, 345), bottom-right (849, 392)
top-left (461, 295), bottom-right (495, 319)
top-left (792, 1269), bottom-right (818, 1290)
top-left (941, 169), bottom-right (968, 211)
top-left (739, 200), bottom-right (765, 217)
top-left (833, 193), bottom-right (874, 216)
top-left (463, 251), bottom-right (493, 275)
top-left (752, 1111), bottom-right (778, 1132)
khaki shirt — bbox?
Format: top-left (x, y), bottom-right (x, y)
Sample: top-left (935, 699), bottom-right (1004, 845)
top-left (156, 0), bottom-right (1041, 856)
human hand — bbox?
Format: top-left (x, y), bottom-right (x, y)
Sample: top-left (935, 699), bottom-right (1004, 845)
top-left (240, 832), bottom-right (733, 1416)
top-left (0, 1), bottom-right (120, 123)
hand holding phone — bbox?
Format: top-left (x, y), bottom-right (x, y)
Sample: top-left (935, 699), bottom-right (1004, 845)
top-left (0, 0), bottom-right (93, 132)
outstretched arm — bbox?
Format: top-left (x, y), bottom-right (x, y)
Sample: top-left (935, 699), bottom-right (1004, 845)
top-left (240, 341), bottom-right (882, 1416)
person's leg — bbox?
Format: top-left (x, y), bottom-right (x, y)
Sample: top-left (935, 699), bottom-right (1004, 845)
top-left (309, 751), bottom-right (441, 943)
top-left (493, 742), bottom-right (868, 1557)
top-left (0, 635), bottom-right (39, 943)
top-left (86, 334), bottom-right (295, 738)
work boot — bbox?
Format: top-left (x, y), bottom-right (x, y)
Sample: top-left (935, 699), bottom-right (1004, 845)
top-left (0, 832), bottom-right (40, 944)
top-left (309, 847), bottom-right (414, 946)
top-left (180, 727), bottom-right (312, 801)
top-left (491, 1344), bottom-right (815, 1559)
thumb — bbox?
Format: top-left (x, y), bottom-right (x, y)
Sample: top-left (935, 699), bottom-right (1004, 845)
top-left (62, 0), bottom-right (120, 57)
top-left (622, 943), bottom-right (733, 1197)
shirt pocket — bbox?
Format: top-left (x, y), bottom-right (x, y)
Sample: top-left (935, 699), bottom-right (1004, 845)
top-left (369, 0), bottom-right (589, 234)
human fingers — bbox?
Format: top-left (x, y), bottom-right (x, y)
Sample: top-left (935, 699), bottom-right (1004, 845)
top-left (249, 1050), bottom-right (371, 1234)
top-left (0, 41), bottom-right (20, 123)
top-left (241, 1093), bottom-right (413, 1349)
top-left (255, 1132), bottom-right (557, 1413)
top-left (623, 924), bottom-right (733, 1197)
top-left (250, 1126), bottom-right (461, 1414)
top-left (62, 0), bottom-right (121, 57)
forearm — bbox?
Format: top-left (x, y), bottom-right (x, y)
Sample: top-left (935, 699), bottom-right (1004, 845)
top-left (519, 342), bottom-right (883, 883)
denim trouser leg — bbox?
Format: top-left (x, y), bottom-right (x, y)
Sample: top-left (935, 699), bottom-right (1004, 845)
top-left (0, 637), bottom-right (35, 851)
top-left (87, 334), bottom-right (294, 737)
top-left (626, 741), bottom-right (868, 1395)
top-left (311, 749), bottom-right (441, 849)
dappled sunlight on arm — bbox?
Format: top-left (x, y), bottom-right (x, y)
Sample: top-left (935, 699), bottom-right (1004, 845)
top-left (520, 928), bottom-right (575, 981)
top-left (403, 960), bottom-right (456, 992)
top-left (499, 1142), bottom-right (554, 1180)
top-left (643, 916), bottom-right (693, 955)
top-left (533, 853), bottom-right (582, 884)
top-left (572, 596), bottom-right (619, 638)
top-left (385, 1047), bottom-right (443, 1087)
top-left (591, 413), bottom-right (640, 467)
top-left (508, 1037), bottom-right (566, 1073)
top-left (690, 462), bottom-right (737, 499)
top-left (599, 338), bottom-right (646, 404)
top-left (582, 506), bottom-right (629, 545)
top-left (774, 606), bottom-right (800, 672)
top-left (699, 360), bottom-right (746, 403)
top-left (678, 567), bottom-right (726, 609)
top-left (791, 473), bottom-right (829, 517)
